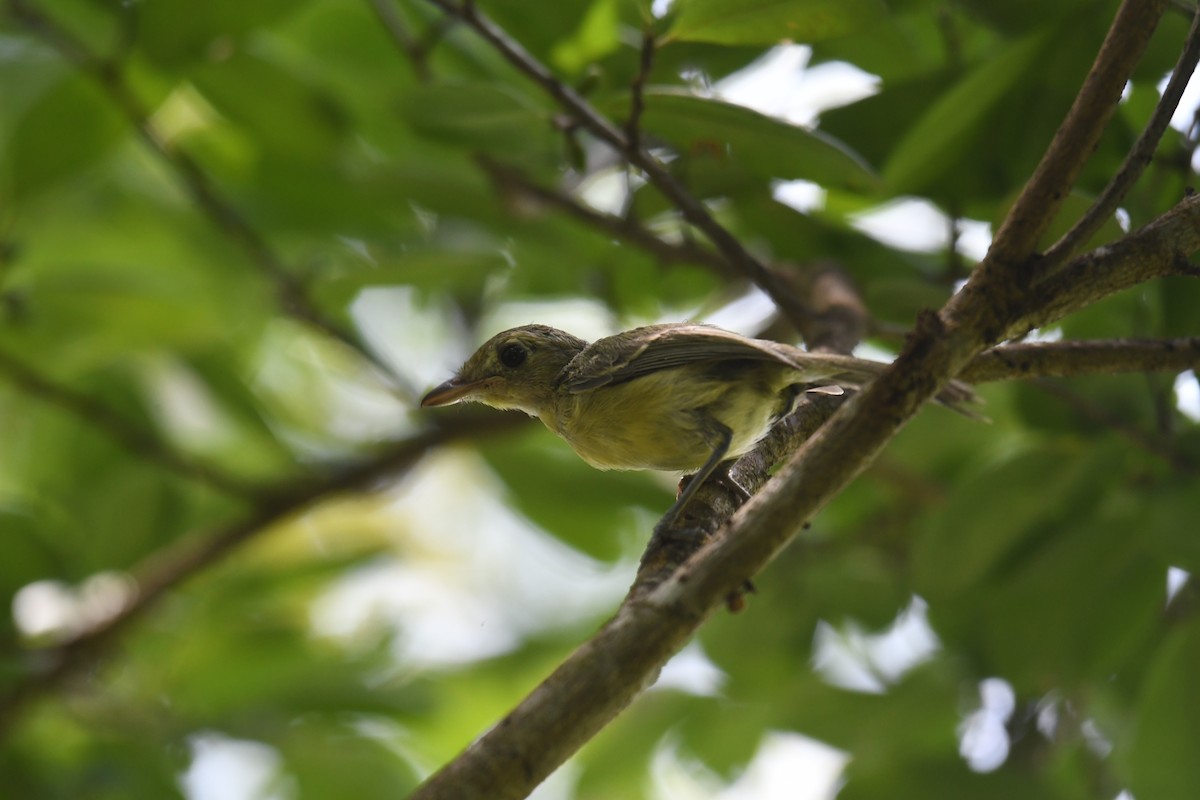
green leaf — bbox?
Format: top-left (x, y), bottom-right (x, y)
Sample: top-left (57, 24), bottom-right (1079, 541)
top-left (397, 83), bottom-right (556, 158)
top-left (551, 0), bottom-right (622, 74)
top-left (6, 75), bottom-right (127, 201)
top-left (669, 0), bottom-right (883, 46)
top-left (884, 29), bottom-right (1051, 195)
top-left (191, 52), bottom-right (347, 161)
top-left (479, 425), bottom-right (671, 561)
top-left (134, 0), bottom-right (301, 69)
top-left (1126, 623), bottom-right (1200, 800)
top-left (620, 88), bottom-right (877, 190)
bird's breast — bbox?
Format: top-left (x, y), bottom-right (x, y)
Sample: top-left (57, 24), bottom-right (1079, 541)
top-left (547, 363), bottom-right (793, 472)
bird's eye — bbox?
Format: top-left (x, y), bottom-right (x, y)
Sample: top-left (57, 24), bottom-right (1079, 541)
top-left (499, 342), bottom-right (527, 368)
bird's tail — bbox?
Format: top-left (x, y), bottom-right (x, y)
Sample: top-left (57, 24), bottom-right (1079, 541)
top-left (781, 350), bottom-right (986, 420)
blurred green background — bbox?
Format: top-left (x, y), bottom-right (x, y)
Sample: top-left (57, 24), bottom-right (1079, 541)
top-left (1, 0), bottom-right (1199, 797)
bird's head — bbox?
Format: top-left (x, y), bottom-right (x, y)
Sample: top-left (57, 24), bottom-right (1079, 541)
top-left (420, 325), bottom-right (588, 417)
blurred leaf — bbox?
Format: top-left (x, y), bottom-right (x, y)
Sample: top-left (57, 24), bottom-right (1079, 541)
top-left (884, 28), bottom-right (1050, 195)
top-left (191, 51), bottom-right (348, 161)
top-left (397, 82), bottom-right (558, 159)
top-left (842, 754), bottom-right (1067, 800)
top-left (479, 425), bottom-right (671, 561)
top-left (281, 719), bottom-right (419, 799)
top-left (618, 88), bottom-right (878, 190)
top-left (551, 0), bottom-right (622, 74)
top-left (1125, 622), bottom-right (1200, 800)
top-left (668, 0), bottom-right (882, 45)
top-left (134, 0), bottom-right (301, 69)
top-left (7, 75), bottom-right (126, 201)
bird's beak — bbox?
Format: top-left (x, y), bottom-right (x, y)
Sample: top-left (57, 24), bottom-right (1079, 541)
top-left (420, 376), bottom-right (486, 407)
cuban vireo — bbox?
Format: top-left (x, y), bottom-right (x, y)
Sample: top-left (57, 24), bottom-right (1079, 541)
top-left (421, 323), bottom-right (980, 523)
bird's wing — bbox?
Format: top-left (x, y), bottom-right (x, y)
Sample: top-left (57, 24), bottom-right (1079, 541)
top-left (561, 323), bottom-right (794, 392)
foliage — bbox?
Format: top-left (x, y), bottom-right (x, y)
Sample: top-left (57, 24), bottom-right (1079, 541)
top-left (0, 0), bottom-right (1198, 798)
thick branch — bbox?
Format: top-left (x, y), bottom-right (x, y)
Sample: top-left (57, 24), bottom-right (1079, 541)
top-left (408, 3), bottom-right (1186, 796)
top-left (424, 0), bottom-right (815, 333)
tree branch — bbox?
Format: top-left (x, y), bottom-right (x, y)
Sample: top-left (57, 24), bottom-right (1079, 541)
top-left (961, 337), bottom-right (1200, 383)
top-left (1007, 191), bottom-right (1200, 341)
top-left (0, 410), bottom-right (527, 740)
top-left (625, 29), bottom-right (656, 154)
top-left (1046, 3), bottom-right (1200, 263)
top-left (366, 0), bottom-right (451, 83)
top-left (476, 158), bottom-right (736, 276)
top-left (984, 0), bottom-right (1170, 276)
top-left (0, 348), bottom-right (261, 499)
top-left (408, 3), bottom-right (1186, 796)
top-left (423, 0), bottom-right (816, 334)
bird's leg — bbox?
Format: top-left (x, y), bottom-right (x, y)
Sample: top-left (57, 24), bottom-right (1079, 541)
top-left (657, 424), bottom-right (759, 612)
top-left (659, 423), bottom-right (733, 528)
top-left (712, 463), bottom-right (751, 504)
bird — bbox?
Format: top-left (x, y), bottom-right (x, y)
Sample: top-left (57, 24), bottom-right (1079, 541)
top-left (421, 322), bottom-right (980, 525)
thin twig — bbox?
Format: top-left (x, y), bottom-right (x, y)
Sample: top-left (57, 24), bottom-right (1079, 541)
top-left (944, 0), bottom-right (1171, 343)
top-left (367, 0), bottom-right (432, 82)
top-left (1045, 3), bottom-right (1200, 263)
top-left (0, 349), bottom-right (261, 499)
top-left (960, 337), bottom-right (1200, 383)
top-left (625, 29), bottom-right (656, 154)
top-left (408, 4), bottom-right (1189, 796)
top-left (5, 0), bottom-right (408, 390)
top-left (970, 0), bottom-right (1169, 279)
top-left (476, 158), bottom-right (736, 275)
top-left (423, 0), bottom-right (815, 334)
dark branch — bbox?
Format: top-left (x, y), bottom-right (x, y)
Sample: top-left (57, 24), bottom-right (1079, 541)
top-left (367, 0), bottom-right (449, 83)
top-left (961, 337), bottom-right (1200, 383)
top-left (625, 29), bottom-right (656, 154)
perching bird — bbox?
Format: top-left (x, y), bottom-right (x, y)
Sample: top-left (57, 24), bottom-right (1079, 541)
top-left (421, 323), bottom-right (980, 524)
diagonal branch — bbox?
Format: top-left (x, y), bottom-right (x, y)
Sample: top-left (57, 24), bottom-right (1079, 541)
top-left (408, 2), bottom-right (1182, 797)
top-left (1007, 192), bottom-right (1200, 341)
top-left (0, 410), bottom-right (527, 740)
top-left (423, 0), bottom-right (815, 333)
top-left (637, 335), bottom-right (1200, 595)
top-left (476, 158), bottom-right (737, 276)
